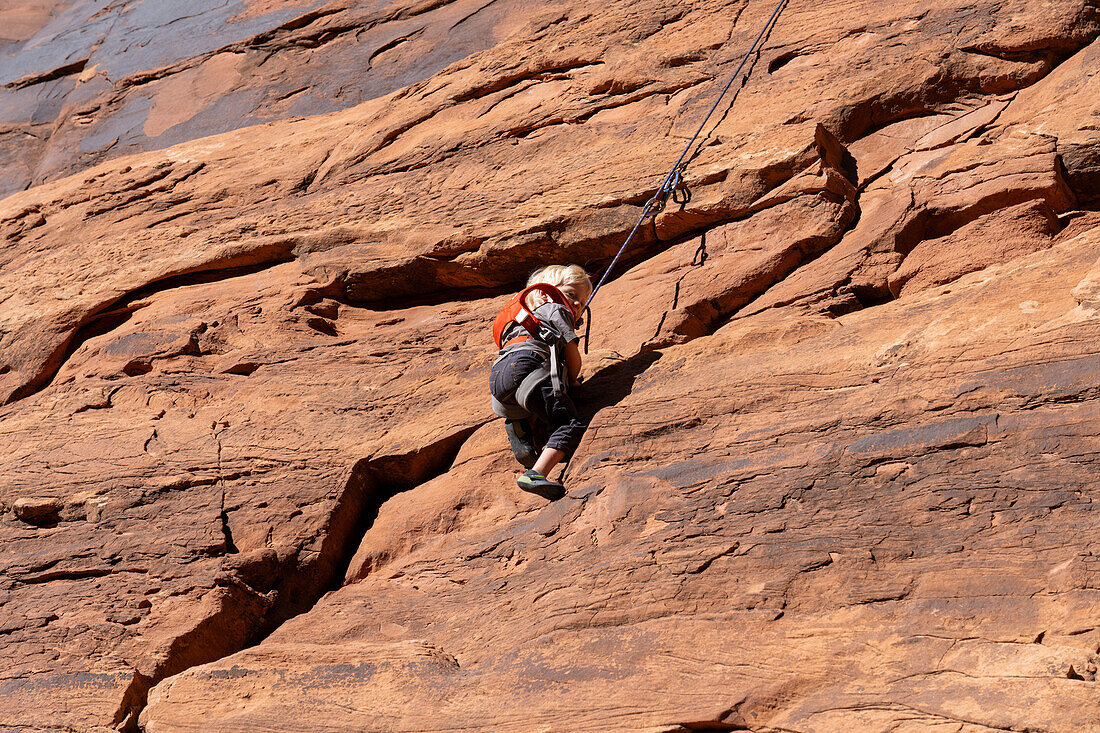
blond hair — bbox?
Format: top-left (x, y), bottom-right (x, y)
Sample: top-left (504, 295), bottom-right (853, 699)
top-left (525, 264), bottom-right (592, 309)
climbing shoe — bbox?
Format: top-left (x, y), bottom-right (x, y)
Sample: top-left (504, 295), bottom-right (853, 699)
top-left (504, 419), bottom-right (538, 469)
top-left (516, 469), bottom-right (565, 501)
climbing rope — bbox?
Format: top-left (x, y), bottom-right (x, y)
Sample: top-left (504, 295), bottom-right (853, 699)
top-left (581, 0), bottom-right (791, 335)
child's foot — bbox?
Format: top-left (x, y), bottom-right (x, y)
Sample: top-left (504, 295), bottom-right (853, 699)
top-left (516, 469), bottom-right (565, 501)
top-left (504, 419), bottom-right (538, 468)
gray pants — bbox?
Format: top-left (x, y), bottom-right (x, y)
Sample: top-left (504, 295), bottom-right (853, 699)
top-left (489, 350), bottom-right (586, 458)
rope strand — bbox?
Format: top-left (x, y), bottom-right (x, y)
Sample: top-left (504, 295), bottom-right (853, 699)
top-left (582, 0), bottom-right (790, 316)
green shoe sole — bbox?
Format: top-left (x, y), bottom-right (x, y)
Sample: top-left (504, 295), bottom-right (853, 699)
top-left (516, 471), bottom-right (565, 501)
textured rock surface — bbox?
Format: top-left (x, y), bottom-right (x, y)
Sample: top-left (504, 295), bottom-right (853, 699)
top-left (1, 0), bottom-right (1099, 731)
top-left (0, 0), bottom-right (554, 197)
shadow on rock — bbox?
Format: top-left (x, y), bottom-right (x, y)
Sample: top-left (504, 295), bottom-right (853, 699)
top-left (575, 349), bottom-right (663, 421)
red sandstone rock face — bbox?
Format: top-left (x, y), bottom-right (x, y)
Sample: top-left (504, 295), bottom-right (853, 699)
top-left (0, 0), bottom-right (553, 197)
top-left (1, 1), bottom-right (1099, 731)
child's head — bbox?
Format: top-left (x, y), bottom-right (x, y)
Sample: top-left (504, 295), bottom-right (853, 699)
top-left (526, 264), bottom-right (592, 320)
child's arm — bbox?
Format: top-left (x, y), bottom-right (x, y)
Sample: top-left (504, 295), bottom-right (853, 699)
top-left (564, 340), bottom-right (582, 386)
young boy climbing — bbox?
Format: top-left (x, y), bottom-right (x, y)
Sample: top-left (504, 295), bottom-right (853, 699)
top-left (489, 265), bottom-right (592, 501)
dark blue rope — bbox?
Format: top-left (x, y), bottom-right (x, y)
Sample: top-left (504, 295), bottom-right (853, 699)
top-left (583, 0), bottom-right (790, 315)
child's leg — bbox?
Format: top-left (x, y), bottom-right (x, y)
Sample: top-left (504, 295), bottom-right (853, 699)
top-left (490, 351), bottom-right (547, 468)
top-left (533, 384), bottom-right (586, 477)
top-left (533, 447), bottom-right (566, 476)
top-left (516, 383), bottom-right (584, 500)
top-left (504, 419), bottom-right (538, 468)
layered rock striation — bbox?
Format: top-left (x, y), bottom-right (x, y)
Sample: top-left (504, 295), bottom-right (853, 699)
top-left (1, 0), bottom-right (1099, 731)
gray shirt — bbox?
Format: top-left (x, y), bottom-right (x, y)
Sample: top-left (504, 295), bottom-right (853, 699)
top-left (499, 302), bottom-right (577, 358)
top-left (532, 302), bottom-right (578, 344)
